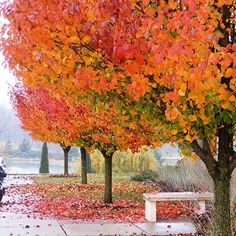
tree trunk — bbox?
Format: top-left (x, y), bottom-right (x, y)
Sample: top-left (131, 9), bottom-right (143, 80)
top-left (63, 147), bottom-right (70, 175)
top-left (59, 142), bottom-right (71, 176)
top-left (80, 147), bottom-right (87, 184)
top-left (104, 154), bottom-right (112, 203)
top-left (191, 131), bottom-right (234, 235)
top-left (212, 125), bottom-right (232, 236)
top-left (213, 171), bottom-right (231, 235)
top-left (86, 151), bottom-right (92, 173)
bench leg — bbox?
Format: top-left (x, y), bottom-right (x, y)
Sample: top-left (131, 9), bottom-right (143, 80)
top-left (145, 200), bottom-right (156, 222)
top-left (194, 201), bottom-right (206, 214)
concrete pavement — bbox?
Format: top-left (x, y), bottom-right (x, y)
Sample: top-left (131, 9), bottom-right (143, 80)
top-left (0, 213), bottom-right (196, 236)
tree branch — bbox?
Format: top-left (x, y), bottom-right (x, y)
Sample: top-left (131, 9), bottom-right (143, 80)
top-left (203, 137), bottom-right (214, 159)
top-left (191, 140), bottom-right (218, 178)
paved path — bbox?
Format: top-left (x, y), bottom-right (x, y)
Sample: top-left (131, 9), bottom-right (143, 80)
top-left (0, 213), bottom-right (196, 236)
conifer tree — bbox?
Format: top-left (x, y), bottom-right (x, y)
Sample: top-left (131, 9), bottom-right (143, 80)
top-left (39, 142), bottom-right (49, 174)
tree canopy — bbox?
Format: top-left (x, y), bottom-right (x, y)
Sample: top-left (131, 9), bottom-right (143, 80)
top-left (1, 0), bottom-right (236, 234)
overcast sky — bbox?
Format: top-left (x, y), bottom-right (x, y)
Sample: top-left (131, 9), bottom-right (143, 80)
top-left (0, 54), bottom-right (15, 107)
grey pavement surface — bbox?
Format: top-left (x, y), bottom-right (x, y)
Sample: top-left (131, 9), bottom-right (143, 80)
top-left (0, 213), bottom-right (197, 236)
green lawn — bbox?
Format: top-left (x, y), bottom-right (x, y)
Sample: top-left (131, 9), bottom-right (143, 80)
top-left (34, 173), bottom-right (133, 185)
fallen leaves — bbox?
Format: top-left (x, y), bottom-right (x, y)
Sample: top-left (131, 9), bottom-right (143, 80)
top-left (1, 176), bottom-right (192, 222)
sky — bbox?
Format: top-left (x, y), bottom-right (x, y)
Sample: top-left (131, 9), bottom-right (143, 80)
top-left (0, 55), bottom-right (15, 107)
top-left (0, 0), bottom-right (15, 108)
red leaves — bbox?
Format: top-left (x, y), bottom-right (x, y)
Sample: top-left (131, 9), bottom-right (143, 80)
top-left (2, 180), bottom-right (192, 222)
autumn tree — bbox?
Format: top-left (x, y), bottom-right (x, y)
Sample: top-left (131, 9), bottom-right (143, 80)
top-left (4, 2), bottom-right (236, 234)
top-left (78, 1), bottom-right (235, 234)
top-left (11, 84), bottom-right (89, 182)
top-left (105, 2), bottom-right (235, 235)
top-left (1, 0), bottom-right (158, 203)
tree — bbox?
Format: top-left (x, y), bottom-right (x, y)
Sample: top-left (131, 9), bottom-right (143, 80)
top-left (39, 142), bottom-right (49, 173)
top-left (18, 138), bottom-right (31, 154)
top-left (80, 147), bottom-right (87, 184)
top-left (3, 139), bottom-right (13, 156)
top-left (59, 141), bottom-right (71, 175)
top-left (5, 2), bottom-right (236, 230)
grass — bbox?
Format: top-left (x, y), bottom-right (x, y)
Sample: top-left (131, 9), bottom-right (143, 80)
top-left (33, 173), bottom-right (156, 202)
top-left (34, 173), bottom-right (132, 184)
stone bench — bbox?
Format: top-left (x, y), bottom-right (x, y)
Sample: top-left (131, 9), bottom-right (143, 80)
top-left (143, 192), bottom-right (213, 222)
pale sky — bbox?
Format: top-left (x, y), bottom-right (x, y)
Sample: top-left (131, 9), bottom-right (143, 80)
top-left (0, 0), bottom-right (15, 108)
top-left (0, 54), bottom-right (15, 107)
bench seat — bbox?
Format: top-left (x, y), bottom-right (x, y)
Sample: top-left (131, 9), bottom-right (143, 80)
top-left (143, 192), bottom-right (213, 222)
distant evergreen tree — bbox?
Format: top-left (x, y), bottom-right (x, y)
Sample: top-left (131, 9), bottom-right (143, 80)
top-left (152, 148), bottom-right (164, 166)
top-left (18, 138), bottom-right (31, 153)
top-left (39, 142), bottom-right (49, 173)
top-left (4, 139), bottom-right (14, 156)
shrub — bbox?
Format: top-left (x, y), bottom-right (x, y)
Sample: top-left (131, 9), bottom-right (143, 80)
top-left (131, 170), bottom-right (159, 182)
top-left (156, 159), bottom-right (212, 192)
top-left (72, 149), bottom-right (157, 174)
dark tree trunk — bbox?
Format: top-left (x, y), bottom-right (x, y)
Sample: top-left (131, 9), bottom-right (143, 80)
top-left (213, 171), bottom-right (231, 235)
top-left (99, 150), bottom-right (114, 204)
top-left (210, 4), bottom-right (236, 234)
top-left (191, 126), bottom-right (235, 236)
top-left (86, 151), bottom-right (92, 173)
top-left (80, 147), bottom-right (87, 184)
top-left (212, 125), bottom-right (233, 236)
top-left (63, 147), bottom-right (71, 175)
top-left (59, 142), bottom-right (71, 176)
top-left (104, 155), bottom-right (112, 203)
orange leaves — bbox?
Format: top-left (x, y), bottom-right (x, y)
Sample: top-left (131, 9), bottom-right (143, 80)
top-left (217, 0), bottom-right (233, 7)
top-left (168, 92), bottom-right (178, 102)
top-left (126, 76), bottom-right (149, 101)
top-left (178, 84), bottom-right (187, 96)
top-left (165, 107), bottom-right (179, 121)
top-left (2, 0), bottom-right (236, 155)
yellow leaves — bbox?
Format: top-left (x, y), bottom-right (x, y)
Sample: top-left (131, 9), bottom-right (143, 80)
top-left (191, 153), bottom-right (198, 161)
top-left (178, 84), bottom-right (187, 96)
top-left (165, 107), bottom-right (179, 121)
top-left (199, 108), bottom-right (210, 125)
top-left (82, 36), bottom-right (91, 44)
top-left (188, 114), bottom-right (197, 122)
top-left (230, 78), bottom-right (236, 90)
top-left (84, 56), bottom-right (94, 66)
top-left (87, 11), bottom-right (95, 21)
top-left (222, 102), bottom-right (231, 109)
top-left (220, 22), bottom-right (225, 29)
top-left (219, 85), bottom-right (230, 101)
top-left (129, 122), bottom-right (137, 129)
top-left (185, 134), bottom-right (193, 142)
top-left (168, 0), bottom-right (178, 10)
top-left (229, 95), bottom-right (236, 102)
top-left (170, 129), bottom-right (178, 135)
top-left (179, 117), bottom-right (187, 129)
